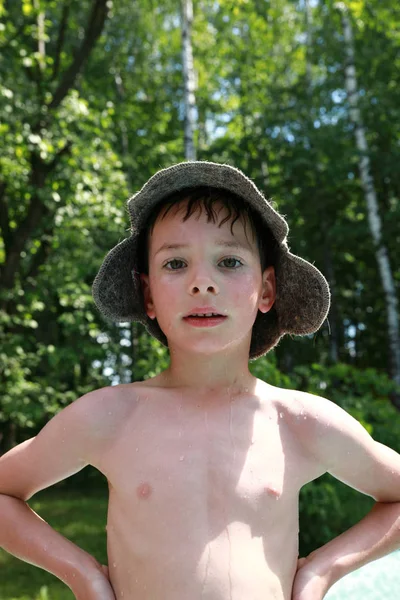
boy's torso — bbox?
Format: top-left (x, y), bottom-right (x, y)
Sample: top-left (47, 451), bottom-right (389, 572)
top-left (89, 378), bottom-right (326, 600)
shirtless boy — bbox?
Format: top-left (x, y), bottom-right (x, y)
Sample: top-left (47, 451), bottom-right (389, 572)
top-left (1, 161), bottom-right (400, 600)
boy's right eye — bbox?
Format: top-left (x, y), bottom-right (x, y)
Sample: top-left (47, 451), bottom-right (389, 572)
top-left (163, 259), bottom-right (185, 270)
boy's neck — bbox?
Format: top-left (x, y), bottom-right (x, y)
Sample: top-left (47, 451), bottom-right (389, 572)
top-left (158, 345), bottom-right (256, 398)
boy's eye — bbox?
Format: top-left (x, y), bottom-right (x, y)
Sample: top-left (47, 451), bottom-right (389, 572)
top-left (220, 257), bottom-right (242, 269)
top-left (163, 257), bottom-right (243, 270)
top-left (164, 259), bottom-right (185, 270)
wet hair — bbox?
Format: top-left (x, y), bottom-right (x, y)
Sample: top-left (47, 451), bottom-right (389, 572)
top-left (137, 186), bottom-right (278, 275)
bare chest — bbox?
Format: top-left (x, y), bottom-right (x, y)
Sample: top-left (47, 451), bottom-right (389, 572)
top-left (97, 394), bottom-right (309, 528)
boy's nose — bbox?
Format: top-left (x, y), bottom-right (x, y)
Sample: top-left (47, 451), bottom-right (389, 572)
top-left (190, 282), bottom-right (218, 295)
top-left (187, 269), bottom-right (219, 295)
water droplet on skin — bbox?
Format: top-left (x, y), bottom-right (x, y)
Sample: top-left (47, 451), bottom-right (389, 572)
top-left (72, 573), bottom-right (76, 577)
top-left (113, 562), bottom-right (117, 567)
top-left (179, 455), bottom-right (185, 461)
top-left (108, 412), bottom-right (112, 415)
top-left (135, 447), bottom-right (139, 452)
top-left (279, 412), bottom-right (283, 418)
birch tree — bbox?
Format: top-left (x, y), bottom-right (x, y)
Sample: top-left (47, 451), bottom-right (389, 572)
top-left (336, 2), bottom-right (400, 403)
top-left (304, 0), bottom-right (340, 365)
top-left (181, 0), bottom-right (197, 160)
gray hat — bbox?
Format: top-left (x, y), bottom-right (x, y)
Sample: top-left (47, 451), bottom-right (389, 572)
top-left (92, 161), bottom-right (330, 359)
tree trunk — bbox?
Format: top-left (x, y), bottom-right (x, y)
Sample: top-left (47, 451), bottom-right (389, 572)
top-left (304, 0), bottom-right (340, 364)
top-left (181, 0), bottom-right (197, 160)
top-left (338, 4), bottom-right (400, 407)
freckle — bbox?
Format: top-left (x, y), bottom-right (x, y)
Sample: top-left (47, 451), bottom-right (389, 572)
top-left (137, 482), bottom-right (152, 499)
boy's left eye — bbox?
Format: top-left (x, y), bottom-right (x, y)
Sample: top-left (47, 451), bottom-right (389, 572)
top-left (220, 257), bottom-right (242, 269)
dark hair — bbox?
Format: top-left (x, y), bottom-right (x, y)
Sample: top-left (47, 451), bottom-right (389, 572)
top-left (137, 186), bottom-right (278, 274)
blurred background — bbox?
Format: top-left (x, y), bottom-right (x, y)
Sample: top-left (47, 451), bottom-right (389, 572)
top-left (0, 0), bottom-right (399, 598)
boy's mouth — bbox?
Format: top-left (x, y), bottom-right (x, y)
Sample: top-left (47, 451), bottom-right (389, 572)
top-left (186, 312), bottom-right (223, 318)
top-left (184, 307), bottom-right (225, 318)
top-left (183, 314), bottom-right (227, 327)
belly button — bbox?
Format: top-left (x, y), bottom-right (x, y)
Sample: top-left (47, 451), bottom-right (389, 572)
top-left (137, 482), bottom-right (152, 499)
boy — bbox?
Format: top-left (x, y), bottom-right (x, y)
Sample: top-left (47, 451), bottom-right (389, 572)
top-left (1, 160), bottom-right (400, 600)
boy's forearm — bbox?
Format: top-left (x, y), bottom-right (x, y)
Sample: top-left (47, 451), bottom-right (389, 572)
top-left (306, 501), bottom-right (400, 587)
top-left (0, 493), bottom-right (102, 592)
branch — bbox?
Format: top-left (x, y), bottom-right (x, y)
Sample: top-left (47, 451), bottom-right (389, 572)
top-left (0, 192), bottom-right (48, 289)
top-left (51, 0), bottom-right (71, 82)
top-left (48, 0), bottom-right (109, 111)
top-left (44, 140), bottom-right (73, 174)
top-left (0, 182), bottom-right (11, 256)
top-left (23, 227), bottom-right (53, 282)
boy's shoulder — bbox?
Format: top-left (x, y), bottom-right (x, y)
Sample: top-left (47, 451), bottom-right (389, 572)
top-left (265, 384), bottom-right (351, 459)
top-left (257, 381), bottom-right (332, 423)
top-left (73, 382), bottom-right (146, 430)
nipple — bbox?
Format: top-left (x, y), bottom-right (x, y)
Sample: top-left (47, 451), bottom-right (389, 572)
top-left (137, 482), bottom-right (152, 499)
top-left (264, 483), bottom-right (281, 499)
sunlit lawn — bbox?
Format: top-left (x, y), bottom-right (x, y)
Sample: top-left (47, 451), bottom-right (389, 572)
top-left (0, 482), bottom-right (108, 600)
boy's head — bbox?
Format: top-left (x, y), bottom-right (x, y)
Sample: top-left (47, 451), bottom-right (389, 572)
top-left (136, 187), bottom-right (279, 356)
top-left (92, 161), bottom-right (331, 359)
top-left (136, 185), bottom-right (278, 276)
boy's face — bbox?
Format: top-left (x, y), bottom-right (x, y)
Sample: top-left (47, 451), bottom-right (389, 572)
top-left (140, 200), bottom-right (276, 356)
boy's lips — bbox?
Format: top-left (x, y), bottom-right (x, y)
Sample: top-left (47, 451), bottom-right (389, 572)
top-left (183, 315), bottom-right (227, 327)
top-left (183, 306), bottom-right (224, 317)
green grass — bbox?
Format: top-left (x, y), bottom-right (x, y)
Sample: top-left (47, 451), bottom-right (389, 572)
top-left (0, 483), bottom-right (108, 600)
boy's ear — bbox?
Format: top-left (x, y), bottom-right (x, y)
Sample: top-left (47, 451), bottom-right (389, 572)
top-left (258, 266), bottom-right (276, 314)
top-left (140, 273), bottom-right (156, 319)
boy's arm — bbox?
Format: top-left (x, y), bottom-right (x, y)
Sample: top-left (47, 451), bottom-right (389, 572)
top-left (0, 386), bottom-right (115, 597)
top-left (296, 392), bottom-right (400, 591)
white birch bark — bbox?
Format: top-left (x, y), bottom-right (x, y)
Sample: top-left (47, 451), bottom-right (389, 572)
top-left (33, 0), bottom-right (46, 71)
top-left (181, 0), bottom-right (197, 161)
top-left (337, 3), bottom-right (400, 392)
top-left (304, 0), bottom-right (340, 363)
top-left (304, 0), bottom-right (313, 91)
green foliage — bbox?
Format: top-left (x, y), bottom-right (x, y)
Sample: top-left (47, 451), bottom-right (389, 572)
top-left (250, 352), bottom-right (293, 389)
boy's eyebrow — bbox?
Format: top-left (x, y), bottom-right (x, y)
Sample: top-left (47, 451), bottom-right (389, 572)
top-left (154, 240), bottom-right (253, 256)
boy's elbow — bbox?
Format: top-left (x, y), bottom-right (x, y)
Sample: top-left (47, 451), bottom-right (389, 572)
top-left (0, 491), bottom-right (27, 504)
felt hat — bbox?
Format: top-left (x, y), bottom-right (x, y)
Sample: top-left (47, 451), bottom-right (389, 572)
top-left (92, 161), bottom-right (331, 359)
